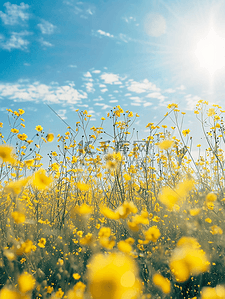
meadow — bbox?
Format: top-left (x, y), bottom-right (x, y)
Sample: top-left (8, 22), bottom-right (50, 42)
top-left (0, 100), bottom-right (225, 299)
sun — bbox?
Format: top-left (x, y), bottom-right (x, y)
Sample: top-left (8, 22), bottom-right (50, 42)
top-left (195, 27), bottom-right (225, 75)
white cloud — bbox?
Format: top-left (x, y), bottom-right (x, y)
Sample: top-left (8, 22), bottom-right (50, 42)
top-left (37, 20), bottom-right (56, 34)
top-left (146, 92), bottom-right (166, 101)
top-left (122, 16), bottom-right (136, 23)
top-left (68, 64), bottom-right (77, 68)
top-left (165, 88), bottom-right (176, 93)
top-left (0, 31), bottom-right (30, 51)
top-left (85, 82), bottom-right (95, 93)
top-left (63, 1), bottom-right (95, 18)
top-left (131, 102), bottom-right (141, 106)
top-left (94, 103), bottom-right (111, 110)
top-left (177, 84), bottom-right (186, 91)
top-left (109, 100), bottom-right (118, 103)
top-left (100, 73), bottom-right (121, 84)
top-left (39, 37), bottom-right (53, 47)
top-left (93, 96), bottom-right (104, 101)
top-left (92, 70), bottom-right (101, 74)
top-left (0, 81), bottom-right (87, 104)
top-left (101, 88), bottom-right (108, 93)
top-left (127, 79), bottom-right (159, 93)
top-left (118, 33), bottom-right (130, 43)
top-left (83, 71), bottom-right (92, 78)
top-left (143, 102), bottom-right (153, 107)
top-left (0, 2), bottom-right (29, 25)
top-left (96, 29), bottom-right (114, 38)
top-left (57, 109), bottom-right (67, 120)
top-left (185, 95), bottom-right (201, 110)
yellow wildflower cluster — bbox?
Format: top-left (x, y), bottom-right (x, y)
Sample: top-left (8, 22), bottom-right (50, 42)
top-left (170, 237), bottom-right (209, 282)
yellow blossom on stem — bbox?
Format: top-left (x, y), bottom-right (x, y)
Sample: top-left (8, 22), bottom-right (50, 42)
top-left (182, 129), bottom-right (190, 137)
top-left (38, 238), bottom-right (46, 248)
top-left (35, 125), bottom-right (43, 132)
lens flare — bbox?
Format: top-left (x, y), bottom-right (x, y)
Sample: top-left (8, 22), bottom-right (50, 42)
top-left (195, 28), bottom-right (225, 75)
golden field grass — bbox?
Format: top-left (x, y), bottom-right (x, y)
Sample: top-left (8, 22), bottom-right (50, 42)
top-left (0, 101), bottom-right (225, 299)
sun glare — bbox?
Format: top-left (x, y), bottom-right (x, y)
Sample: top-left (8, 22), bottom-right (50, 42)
top-left (195, 28), bottom-right (225, 75)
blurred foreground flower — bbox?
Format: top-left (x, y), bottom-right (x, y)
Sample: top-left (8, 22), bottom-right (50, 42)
top-left (170, 237), bottom-right (209, 282)
top-left (32, 168), bottom-right (53, 190)
top-left (157, 140), bottom-right (174, 150)
top-left (88, 252), bottom-right (141, 299)
top-left (153, 273), bottom-right (171, 294)
top-left (201, 285), bottom-right (225, 299)
top-left (5, 177), bottom-right (30, 195)
top-left (47, 133), bottom-right (54, 142)
top-left (159, 179), bottom-right (195, 210)
top-left (18, 272), bottom-right (36, 293)
top-left (0, 145), bottom-right (17, 164)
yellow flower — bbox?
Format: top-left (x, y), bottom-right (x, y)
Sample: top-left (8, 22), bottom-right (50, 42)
top-left (18, 108), bottom-right (25, 115)
top-left (100, 206), bottom-right (120, 220)
top-left (80, 233), bottom-right (93, 245)
top-left (207, 108), bottom-right (216, 117)
top-left (123, 173), bottom-right (131, 181)
top-left (0, 288), bottom-right (20, 299)
top-left (47, 133), bottom-right (54, 142)
top-left (32, 168), bottom-right (53, 190)
top-left (71, 203), bottom-right (92, 217)
top-left (157, 140), bottom-right (174, 150)
top-left (201, 285), bottom-right (225, 299)
top-left (11, 128), bottom-right (19, 133)
top-left (66, 281), bottom-right (86, 299)
top-left (143, 226), bottom-right (161, 243)
top-left (18, 272), bottom-right (35, 293)
top-left (206, 193), bottom-right (217, 202)
top-left (77, 182), bottom-right (90, 191)
top-left (73, 273), bottom-right (81, 280)
top-left (17, 133), bottom-right (28, 141)
top-left (0, 145), bottom-right (17, 164)
top-left (159, 179), bottom-right (195, 210)
top-left (16, 239), bottom-right (34, 255)
top-left (189, 208), bottom-right (201, 216)
top-left (24, 159), bottom-right (34, 168)
top-left (170, 237), bottom-right (209, 282)
top-left (38, 238), bottom-right (46, 248)
top-left (117, 240), bottom-right (132, 254)
top-left (11, 211), bottom-right (26, 224)
top-left (210, 225), bottom-right (223, 235)
top-left (5, 177), bottom-right (30, 195)
top-left (116, 201), bottom-right (138, 219)
top-left (153, 273), bottom-right (171, 294)
top-left (35, 125), bottom-right (43, 132)
top-left (88, 252), bottom-right (141, 299)
top-left (205, 218), bottom-right (212, 223)
top-left (182, 129), bottom-right (190, 137)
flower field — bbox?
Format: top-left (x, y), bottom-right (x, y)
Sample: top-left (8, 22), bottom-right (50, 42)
top-left (0, 101), bottom-right (225, 299)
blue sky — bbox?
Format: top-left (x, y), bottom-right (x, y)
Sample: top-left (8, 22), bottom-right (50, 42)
top-left (1, 0), bottom-right (225, 154)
